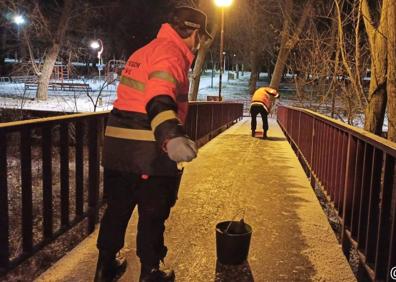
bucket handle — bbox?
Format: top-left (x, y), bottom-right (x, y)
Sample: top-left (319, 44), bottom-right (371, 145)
top-left (224, 208), bottom-right (246, 234)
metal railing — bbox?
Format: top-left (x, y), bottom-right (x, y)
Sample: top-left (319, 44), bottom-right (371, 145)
top-left (277, 105), bottom-right (396, 282)
top-left (0, 112), bottom-right (106, 276)
top-left (0, 101), bottom-right (243, 277)
top-left (185, 101), bottom-right (243, 143)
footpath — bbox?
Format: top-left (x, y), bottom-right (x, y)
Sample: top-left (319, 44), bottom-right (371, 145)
top-left (37, 118), bottom-right (355, 282)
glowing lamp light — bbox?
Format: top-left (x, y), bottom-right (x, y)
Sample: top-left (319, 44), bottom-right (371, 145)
top-left (90, 41), bottom-right (100, 50)
top-left (214, 0), bottom-right (233, 7)
top-left (13, 15), bottom-right (25, 25)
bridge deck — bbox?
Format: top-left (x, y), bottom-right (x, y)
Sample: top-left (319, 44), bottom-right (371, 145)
top-left (36, 118), bottom-right (355, 282)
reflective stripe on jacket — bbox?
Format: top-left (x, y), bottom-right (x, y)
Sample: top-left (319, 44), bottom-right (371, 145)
top-left (102, 23), bottom-right (195, 176)
top-left (251, 87), bottom-right (280, 113)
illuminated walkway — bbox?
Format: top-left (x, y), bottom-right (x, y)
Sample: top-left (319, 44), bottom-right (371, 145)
top-left (37, 118), bottom-right (355, 281)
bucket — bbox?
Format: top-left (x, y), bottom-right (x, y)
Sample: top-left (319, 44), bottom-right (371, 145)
top-left (215, 220), bottom-right (252, 265)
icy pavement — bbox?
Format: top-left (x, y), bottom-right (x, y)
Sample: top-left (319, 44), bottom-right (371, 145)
top-left (36, 118), bottom-right (355, 282)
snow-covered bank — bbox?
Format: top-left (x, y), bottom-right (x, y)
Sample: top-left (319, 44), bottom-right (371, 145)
top-left (0, 71), bottom-right (263, 113)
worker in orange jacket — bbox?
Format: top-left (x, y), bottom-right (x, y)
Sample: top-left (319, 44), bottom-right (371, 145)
top-left (250, 87), bottom-right (280, 139)
top-left (95, 7), bottom-right (212, 282)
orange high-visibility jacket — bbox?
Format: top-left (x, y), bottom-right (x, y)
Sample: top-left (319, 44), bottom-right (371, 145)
top-left (102, 23), bottom-right (195, 176)
top-left (251, 87), bottom-right (280, 112)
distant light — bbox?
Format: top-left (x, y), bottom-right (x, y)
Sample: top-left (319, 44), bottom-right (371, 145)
top-left (214, 0), bottom-right (233, 7)
top-left (13, 15), bottom-right (25, 25)
top-left (90, 41), bottom-right (100, 49)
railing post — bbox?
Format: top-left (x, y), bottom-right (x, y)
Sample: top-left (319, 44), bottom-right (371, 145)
top-left (387, 172), bottom-right (396, 282)
top-left (310, 118), bottom-right (316, 186)
top-left (88, 118), bottom-right (100, 233)
top-left (374, 154), bottom-right (395, 280)
top-left (357, 144), bottom-right (373, 252)
top-left (351, 140), bottom-right (364, 240)
top-left (60, 122), bottom-right (70, 227)
top-left (365, 148), bottom-right (384, 265)
top-left (75, 121), bottom-right (84, 218)
top-left (195, 104), bottom-right (199, 141)
top-left (0, 129), bottom-right (9, 271)
top-left (42, 125), bottom-right (53, 238)
top-left (341, 134), bottom-right (356, 256)
top-left (210, 104), bottom-right (214, 138)
top-left (297, 111), bottom-right (301, 145)
top-left (21, 128), bottom-right (33, 253)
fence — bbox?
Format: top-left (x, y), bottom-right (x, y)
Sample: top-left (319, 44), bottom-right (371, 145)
top-left (277, 105), bottom-right (396, 282)
top-left (0, 101), bottom-right (243, 277)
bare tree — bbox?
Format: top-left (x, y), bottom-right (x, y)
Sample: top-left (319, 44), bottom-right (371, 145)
top-left (36, 0), bottom-right (74, 100)
top-left (270, 0), bottom-right (314, 90)
top-left (226, 0), bottom-right (280, 95)
top-left (387, 0), bottom-right (396, 141)
top-left (186, 0), bottom-right (218, 101)
top-left (189, 25), bottom-right (217, 101)
top-left (359, 0), bottom-right (388, 135)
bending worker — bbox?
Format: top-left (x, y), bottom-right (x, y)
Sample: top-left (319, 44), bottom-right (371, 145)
top-left (94, 6), bottom-right (211, 282)
top-left (250, 87), bottom-right (280, 139)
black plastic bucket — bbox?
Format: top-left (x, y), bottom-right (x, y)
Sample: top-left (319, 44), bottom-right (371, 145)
top-left (215, 220), bottom-right (252, 265)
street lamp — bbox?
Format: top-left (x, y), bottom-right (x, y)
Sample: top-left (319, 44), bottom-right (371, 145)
top-left (90, 39), bottom-right (104, 80)
top-left (215, 0), bottom-right (233, 101)
top-left (12, 15), bottom-right (26, 61)
top-left (13, 15), bottom-right (25, 26)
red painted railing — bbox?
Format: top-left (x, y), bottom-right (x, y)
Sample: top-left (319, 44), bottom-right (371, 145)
top-left (277, 105), bottom-right (396, 282)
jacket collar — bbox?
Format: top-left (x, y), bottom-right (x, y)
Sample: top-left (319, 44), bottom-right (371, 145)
top-left (157, 23), bottom-right (195, 66)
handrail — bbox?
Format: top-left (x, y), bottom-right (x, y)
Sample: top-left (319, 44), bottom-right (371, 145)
top-left (0, 111), bottom-right (109, 130)
top-left (285, 106), bottom-right (396, 156)
top-left (277, 105), bottom-right (396, 282)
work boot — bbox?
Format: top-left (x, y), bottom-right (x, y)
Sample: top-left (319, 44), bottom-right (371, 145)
top-left (263, 131), bottom-right (268, 139)
top-left (94, 251), bottom-right (127, 282)
top-left (251, 130), bottom-right (255, 137)
top-left (139, 265), bottom-right (175, 282)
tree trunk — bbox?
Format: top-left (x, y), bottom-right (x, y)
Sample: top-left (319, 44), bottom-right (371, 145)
top-left (386, 0), bottom-right (396, 141)
top-left (36, 0), bottom-right (74, 100)
top-left (364, 86), bottom-right (387, 134)
top-left (189, 26), bottom-right (217, 101)
top-left (270, 48), bottom-right (290, 90)
top-left (362, 0), bottom-right (388, 135)
top-left (36, 44), bottom-right (60, 100)
top-left (248, 50), bottom-right (259, 96)
top-left (189, 47), bottom-right (206, 101)
top-left (270, 0), bottom-right (313, 90)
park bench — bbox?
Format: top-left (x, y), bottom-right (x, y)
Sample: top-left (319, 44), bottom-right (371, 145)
top-left (0, 76), bottom-right (11, 83)
top-left (24, 82), bottom-right (92, 92)
top-left (11, 75), bottom-right (38, 84)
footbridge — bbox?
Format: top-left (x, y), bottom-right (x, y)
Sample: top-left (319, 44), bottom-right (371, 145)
top-left (0, 102), bottom-right (395, 281)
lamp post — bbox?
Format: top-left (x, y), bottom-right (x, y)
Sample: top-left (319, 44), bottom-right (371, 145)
top-left (90, 39), bottom-right (104, 80)
top-left (214, 0), bottom-right (233, 101)
top-left (13, 15), bottom-right (25, 61)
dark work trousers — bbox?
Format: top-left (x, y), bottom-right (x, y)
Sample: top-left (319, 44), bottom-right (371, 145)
top-left (250, 104), bottom-right (269, 132)
top-left (97, 169), bottom-right (181, 269)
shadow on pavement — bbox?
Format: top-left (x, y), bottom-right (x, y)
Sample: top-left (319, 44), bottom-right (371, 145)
top-left (265, 136), bottom-right (286, 141)
top-left (214, 260), bottom-right (254, 282)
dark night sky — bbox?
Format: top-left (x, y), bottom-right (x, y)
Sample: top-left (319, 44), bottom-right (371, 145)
top-left (97, 0), bottom-right (176, 57)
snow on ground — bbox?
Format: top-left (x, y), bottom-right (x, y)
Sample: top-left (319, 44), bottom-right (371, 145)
top-left (0, 71), bottom-right (272, 113)
top-left (2, 71), bottom-right (387, 133)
